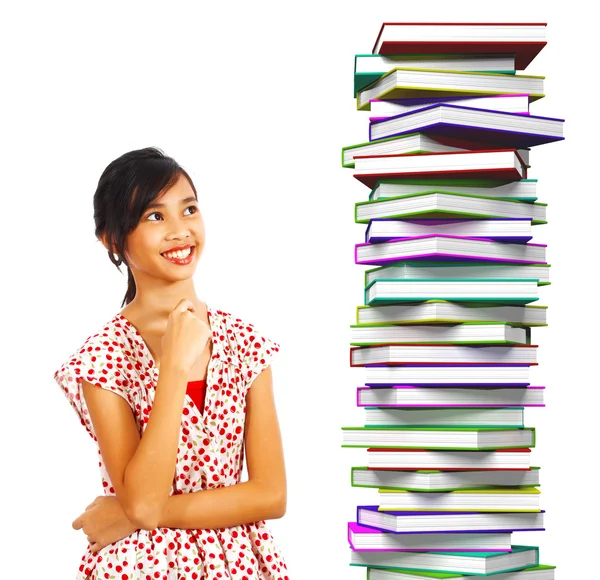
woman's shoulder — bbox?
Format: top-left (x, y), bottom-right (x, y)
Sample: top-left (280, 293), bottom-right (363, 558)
top-left (53, 313), bottom-right (142, 387)
top-left (209, 304), bottom-right (281, 379)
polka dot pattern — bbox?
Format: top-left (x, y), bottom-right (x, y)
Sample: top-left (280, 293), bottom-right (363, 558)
top-left (53, 304), bottom-right (289, 579)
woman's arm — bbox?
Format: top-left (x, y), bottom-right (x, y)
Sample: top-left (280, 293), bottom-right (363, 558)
top-left (158, 365), bottom-right (287, 529)
top-left (82, 360), bottom-right (188, 531)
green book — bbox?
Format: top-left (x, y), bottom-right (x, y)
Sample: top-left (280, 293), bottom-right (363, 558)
top-left (355, 68), bottom-right (545, 110)
top-left (351, 466), bottom-right (541, 492)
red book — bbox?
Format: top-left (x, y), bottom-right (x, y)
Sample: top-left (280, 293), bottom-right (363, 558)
top-left (353, 149), bottom-right (527, 189)
top-left (372, 23), bottom-right (547, 69)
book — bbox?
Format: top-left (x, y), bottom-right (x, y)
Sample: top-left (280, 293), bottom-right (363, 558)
top-left (369, 104), bottom-right (564, 148)
top-left (350, 344), bottom-right (538, 366)
top-left (354, 150), bottom-right (527, 188)
top-left (347, 522), bottom-right (512, 552)
top-left (369, 94), bottom-right (530, 119)
top-left (351, 466), bottom-right (541, 491)
top-left (363, 365), bottom-right (531, 386)
top-left (350, 323), bottom-right (529, 346)
top-left (371, 23), bottom-right (547, 69)
top-left (364, 279), bottom-right (540, 305)
top-left (364, 262), bottom-right (549, 286)
top-left (355, 235), bottom-right (546, 266)
top-left (358, 504), bottom-right (544, 534)
top-left (366, 448), bottom-right (532, 470)
top-left (343, 133), bottom-right (469, 168)
top-left (357, 386), bottom-right (545, 408)
top-left (365, 564), bottom-right (555, 580)
top-left (356, 69), bottom-right (544, 111)
top-left (365, 218), bottom-right (533, 243)
top-left (356, 192), bottom-right (546, 224)
top-left (357, 302), bottom-right (547, 327)
top-left (363, 407), bottom-right (525, 428)
top-left (378, 488), bottom-right (540, 512)
top-left (369, 180), bottom-right (538, 202)
top-left (350, 544), bottom-right (540, 575)
top-left (342, 427), bottom-right (535, 449)
top-left (355, 54), bottom-right (517, 95)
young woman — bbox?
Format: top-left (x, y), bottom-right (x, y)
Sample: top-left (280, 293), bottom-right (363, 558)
top-left (53, 147), bottom-right (289, 580)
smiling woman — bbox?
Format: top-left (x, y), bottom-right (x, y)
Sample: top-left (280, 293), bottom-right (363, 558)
top-left (52, 147), bottom-right (289, 580)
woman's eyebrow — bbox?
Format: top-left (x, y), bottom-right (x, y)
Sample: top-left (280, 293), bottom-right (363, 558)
top-left (146, 196), bottom-right (197, 210)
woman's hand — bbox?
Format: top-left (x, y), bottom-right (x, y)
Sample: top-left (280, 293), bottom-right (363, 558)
top-left (72, 495), bottom-right (139, 552)
top-left (161, 299), bottom-right (212, 374)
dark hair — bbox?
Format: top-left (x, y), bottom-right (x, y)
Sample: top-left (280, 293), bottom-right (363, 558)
top-left (93, 146), bottom-right (198, 307)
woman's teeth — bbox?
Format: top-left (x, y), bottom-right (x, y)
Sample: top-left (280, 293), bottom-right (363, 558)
top-left (162, 247), bottom-right (192, 259)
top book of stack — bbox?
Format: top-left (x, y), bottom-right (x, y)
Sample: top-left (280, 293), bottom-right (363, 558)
top-left (371, 23), bottom-right (547, 69)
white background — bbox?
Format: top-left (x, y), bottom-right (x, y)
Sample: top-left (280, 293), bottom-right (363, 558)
top-left (1, 0), bottom-right (597, 578)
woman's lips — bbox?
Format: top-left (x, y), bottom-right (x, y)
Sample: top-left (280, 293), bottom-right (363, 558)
top-left (161, 245), bottom-right (195, 265)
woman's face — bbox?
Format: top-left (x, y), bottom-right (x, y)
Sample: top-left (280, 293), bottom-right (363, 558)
top-left (122, 174), bottom-right (205, 282)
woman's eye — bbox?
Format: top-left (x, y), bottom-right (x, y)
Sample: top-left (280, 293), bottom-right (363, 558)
top-left (145, 206), bottom-right (198, 221)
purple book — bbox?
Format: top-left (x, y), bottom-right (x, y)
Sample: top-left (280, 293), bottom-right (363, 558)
top-left (347, 522), bottom-right (512, 552)
top-left (355, 234), bottom-right (547, 266)
top-left (365, 218), bottom-right (533, 244)
top-left (368, 103), bottom-right (565, 148)
top-left (357, 505), bottom-right (545, 534)
top-left (356, 385), bottom-right (545, 408)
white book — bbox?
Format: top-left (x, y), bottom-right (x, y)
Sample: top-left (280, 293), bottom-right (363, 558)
top-left (357, 302), bottom-right (547, 326)
top-left (366, 449), bottom-right (532, 470)
top-left (364, 262), bottom-right (550, 286)
top-left (356, 69), bottom-right (544, 110)
top-left (365, 218), bottom-right (533, 243)
top-left (356, 192), bottom-right (546, 223)
top-left (342, 133), bottom-right (468, 167)
top-left (347, 522), bottom-right (512, 551)
top-left (342, 427), bottom-right (534, 449)
top-left (364, 279), bottom-right (539, 305)
top-left (364, 407), bottom-right (525, 428)
top-left (351, 466), bottom-right (541, 490)
top-left (357, 386), bottom-right (545, 408)
top-left (349, 544), bottom-right (539, 574)
top-left (363, 365), bottom-right (531, 386)
top-left (370, 179), bottom-right (538, 201)
top-left (367, 565), bottom-right (554, 580)
top-left (356, 54), bottom-right (516, 75)
top-left (369, 104), bottom-right (563, 142)
top-left (353, 150), bottom-right (526, 183)
top-left (369, 94), bottom-right (530, 117)
top-left (351, 344), bottom-right (537, 366)
top-left (350, 323), bottom-right (527, 345)
top-left (378, 488), bottom-right (540, 511)
top-left (355, 236), bottom-right (546, 266)
top-left (367, 447), bottom-right (531, 469)
top-left (372, 23), bottom-right (547, 53)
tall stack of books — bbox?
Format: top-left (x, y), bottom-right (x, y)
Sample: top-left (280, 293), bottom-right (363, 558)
top-left (341, 23), bottom-right (564, 580)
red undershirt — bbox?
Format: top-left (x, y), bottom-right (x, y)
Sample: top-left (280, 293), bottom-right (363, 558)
top-left (186, 379), bottom-right (207, 414)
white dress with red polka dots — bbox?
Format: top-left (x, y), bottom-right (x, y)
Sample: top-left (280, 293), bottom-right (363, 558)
top-left (53, 304), bottom-right (290, 580)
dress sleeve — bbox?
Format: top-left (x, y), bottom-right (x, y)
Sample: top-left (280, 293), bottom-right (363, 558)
top-left (53, 329), bottom-right (133, 441)
top-left (230, 315), bottom-right (281, 391)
